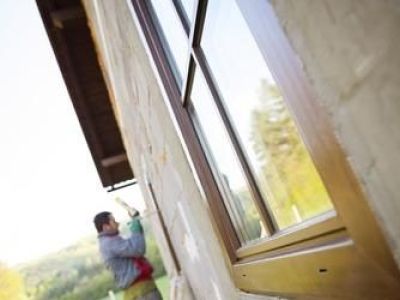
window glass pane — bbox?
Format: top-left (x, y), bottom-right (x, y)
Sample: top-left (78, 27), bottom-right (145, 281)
top-left (177, 0), bottom-right (195, 24)
top-left (201, 0), bottom-right (334, 230)
top-left (150, 0), bottom-right (188, 86)
top-left (189, 68), bottom-right (266, 245)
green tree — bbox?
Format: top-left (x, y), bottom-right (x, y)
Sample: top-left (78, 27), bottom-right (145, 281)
top-left (250, 80), bottom-right (332, 228)
top-left (20, 227), bottom-right (166, 300)
top-left (0, 263), bottom-right (26, 300)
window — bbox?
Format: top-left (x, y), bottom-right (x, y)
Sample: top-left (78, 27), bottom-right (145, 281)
top-left (200, 0), bottom-right (333, 231)
top-left (132, 0), bottom-right (400, 298)
top-left (189, 66), bottom-right (266, 244)
top-left (149, 0), bottom-right (189, 86)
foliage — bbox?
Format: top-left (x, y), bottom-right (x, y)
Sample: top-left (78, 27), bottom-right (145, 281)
top-left (249, 80), bottom-right (333, 228)
top-left (145, 229), bottom-right (166, 279)
top-left (20, 220), bottom-right (166, 300)
top-left (232, 189), bottom-right (262, 241)
top-left (0, 263), bottom-right (26, 300)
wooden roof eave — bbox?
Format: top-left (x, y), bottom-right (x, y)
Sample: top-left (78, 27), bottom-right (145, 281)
top-left (35, 0), bottom-right (134, 187)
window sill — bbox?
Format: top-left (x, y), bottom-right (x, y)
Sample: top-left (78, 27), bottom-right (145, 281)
top-left (237, 211), bottom-right (342, 259)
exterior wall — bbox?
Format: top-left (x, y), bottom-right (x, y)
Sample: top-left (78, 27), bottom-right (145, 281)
top-left (81, 1), bottom-right (243, 299)
top-left (270, 0), bottom-right (400, 266)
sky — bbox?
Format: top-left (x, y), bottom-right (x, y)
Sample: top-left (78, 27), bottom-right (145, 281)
top-left (0, 0), bottom-right (144, 266)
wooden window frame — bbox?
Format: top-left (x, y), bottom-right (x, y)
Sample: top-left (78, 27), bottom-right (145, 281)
top-left (188, 54), bottom-right (274, 238)
top-left (131, 0), bottom-right (400, 298)
top-left (171, 0), bottom-right (190, 34)
top-left (131, 0), bottom-right (240, 262)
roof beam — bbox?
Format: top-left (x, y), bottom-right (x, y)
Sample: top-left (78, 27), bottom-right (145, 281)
top-left (51, 7), bottom-right (85, 29)
top-left (101, 153), bottom-right (128, 168)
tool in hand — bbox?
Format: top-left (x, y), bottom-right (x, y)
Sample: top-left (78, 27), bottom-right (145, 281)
top-left (114, 197), bottom-right (139, 218)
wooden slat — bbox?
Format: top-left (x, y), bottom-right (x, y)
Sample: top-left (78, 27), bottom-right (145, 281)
top-left (234, 232), bottom-right (400, 299)
top-left (51, 7), bottom-right (85, 29)
top-left (236, 212), bottom-right (342, 258)
top-left (101, 153), bottom-right (128, 168)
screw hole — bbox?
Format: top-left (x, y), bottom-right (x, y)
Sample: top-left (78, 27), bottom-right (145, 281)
top-left (319, 268), bottom-right (328, 273)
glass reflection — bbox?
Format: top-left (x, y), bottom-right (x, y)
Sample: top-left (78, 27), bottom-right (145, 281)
top-left (189, 68), bottom-right (266, 244)
top-left (150, 0), bottom-right (189, 85)
top-left (201, 0), bottom-right (334, 229)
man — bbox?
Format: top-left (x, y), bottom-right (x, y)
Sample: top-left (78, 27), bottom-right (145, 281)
top-left (93, 211), bottom-right (162, 300)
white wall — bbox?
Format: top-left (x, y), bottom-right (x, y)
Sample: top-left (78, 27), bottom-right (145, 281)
top-left (82, 0), bottom-right (240, 299)
top-left (271, 0), bottom-right (400, 266)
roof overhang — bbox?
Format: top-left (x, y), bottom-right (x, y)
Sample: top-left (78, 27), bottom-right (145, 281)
top-left (36, 0), bottom-right (134, 188)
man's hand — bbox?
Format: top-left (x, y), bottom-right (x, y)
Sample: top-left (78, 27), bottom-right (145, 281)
top-left (128, 208), bottom-right (139, 218)
top-left (128, 217), bottom-right (143, 234)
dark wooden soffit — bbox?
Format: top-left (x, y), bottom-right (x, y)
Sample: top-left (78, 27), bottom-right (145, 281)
top-left (36, 0), bottom-right (134, 187)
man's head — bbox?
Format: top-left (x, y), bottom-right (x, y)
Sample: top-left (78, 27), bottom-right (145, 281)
top-left (93, 211), bottom-right (119, 234)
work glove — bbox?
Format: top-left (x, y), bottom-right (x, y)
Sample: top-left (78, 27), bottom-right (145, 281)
top-left (128, 216), bottom-right (143, 234)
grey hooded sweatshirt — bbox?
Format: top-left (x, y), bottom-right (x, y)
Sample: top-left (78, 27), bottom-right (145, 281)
top-left (98, 231), bottom-right (145, 289)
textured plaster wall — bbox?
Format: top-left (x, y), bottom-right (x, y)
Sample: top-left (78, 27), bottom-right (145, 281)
top-left (82, 0), bottom-right (241, 299)
top-left (270, 0), bottom-right (400, 265)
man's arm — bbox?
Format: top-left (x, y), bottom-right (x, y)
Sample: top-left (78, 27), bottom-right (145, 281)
top-left (109, 233), bottom-right (145, 258)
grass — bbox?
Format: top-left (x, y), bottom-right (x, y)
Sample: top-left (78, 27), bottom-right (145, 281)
top-left (100, 275), bottom-right (169, 300)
